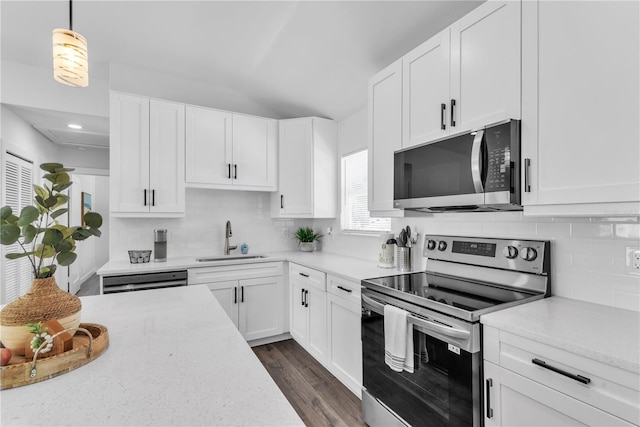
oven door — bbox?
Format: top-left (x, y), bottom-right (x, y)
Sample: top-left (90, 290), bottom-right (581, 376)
top-left (362, 292), bottom-right (481, 427)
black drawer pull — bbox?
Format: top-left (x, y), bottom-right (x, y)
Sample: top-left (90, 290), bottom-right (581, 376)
top-left (532, 358), bottom-right (591, 384)
top-left (450, 99), bottom-right (456, 127)
top-left (337, 285), bottom-right (352, 293)
top-left (485, 378), bottom-right (493, 419)
top-left (440, 103), bottom-right (446, 130)
top-left (143, 189), bottom-right (147, 206)
top-left (280, 195), bottom-right (284, 209)
top-left (301, 289), bottom-right (305, 306)
top-left (299, 272), bottom-right (310, 278)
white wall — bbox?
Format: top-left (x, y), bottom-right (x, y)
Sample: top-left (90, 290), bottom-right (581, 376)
top-left (109, 189), bottom-right (312, 262)
top-left (316, 108), bottom-right (640, 312)
top-left (109, 63), bottom-right (282, 119)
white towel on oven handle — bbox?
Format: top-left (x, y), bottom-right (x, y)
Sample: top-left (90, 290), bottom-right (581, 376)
top-left (384, 304), bottom-right (414, 373)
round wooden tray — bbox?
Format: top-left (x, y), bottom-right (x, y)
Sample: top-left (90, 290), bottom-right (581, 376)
top-left (0, 323), bottom-right (109, 390)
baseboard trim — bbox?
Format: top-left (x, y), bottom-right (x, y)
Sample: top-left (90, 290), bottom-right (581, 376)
top-left (248, 333), bottom-right (292, 347)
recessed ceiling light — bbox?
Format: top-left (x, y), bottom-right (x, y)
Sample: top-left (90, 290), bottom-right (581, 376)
top-left (67, 123), bottom-right (82, 130)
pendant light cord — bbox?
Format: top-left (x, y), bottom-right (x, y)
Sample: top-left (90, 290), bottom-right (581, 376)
top-left (69, 0), bottom-right (73, 31)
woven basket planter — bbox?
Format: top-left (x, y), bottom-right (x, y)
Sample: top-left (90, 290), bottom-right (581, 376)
top-left (0, 277), bottom-right (81, 355)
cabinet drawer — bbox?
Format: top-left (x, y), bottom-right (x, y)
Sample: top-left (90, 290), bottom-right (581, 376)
top-left (327, 274), bottom-right (361, 306)
top-left (289, 263), bottom-right (325, 291)
top-left (484, 326), bottom-right (640, 425)
top-left (189, 262), bottom-right (283, 284)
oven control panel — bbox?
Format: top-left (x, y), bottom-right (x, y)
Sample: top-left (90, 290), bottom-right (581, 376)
top-left (423, 235), bottom-right (549, 274)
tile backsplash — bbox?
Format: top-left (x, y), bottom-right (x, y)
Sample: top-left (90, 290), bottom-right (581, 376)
top-left (109, 189), bottom-right (310, 262)
top-left (315, 212), bottom-right (640, 312)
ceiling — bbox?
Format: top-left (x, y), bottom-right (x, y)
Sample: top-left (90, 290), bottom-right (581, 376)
top-left (1, 0), bottom-right (482, 148)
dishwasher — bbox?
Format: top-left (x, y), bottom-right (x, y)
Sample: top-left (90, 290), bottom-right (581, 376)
top-left (102, 270), bottom-right (188, 294)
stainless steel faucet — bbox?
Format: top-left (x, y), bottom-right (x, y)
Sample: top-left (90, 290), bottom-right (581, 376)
top-left (224, 220), bottom-right (237, 255)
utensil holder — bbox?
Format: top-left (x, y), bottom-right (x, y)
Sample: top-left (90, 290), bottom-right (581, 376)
top-left (397, 247), bottom-right (412, 272)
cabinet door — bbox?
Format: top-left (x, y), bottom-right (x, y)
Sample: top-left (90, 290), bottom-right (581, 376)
top-left (484, 361), bottom-right (633, 426)
top-left (207, 281), bottom-right (239, 328)
top-left (185, 106), bottom-right (233, 186)
top-left (368, 60), bottom-right (404, 216)
top-left (451, 0), bottom-right (520, 133)
top-left (402, 28), bottom-right (451, 147)
top-left (238, 276), bottom-right (283, 342)
top-left (232, 115), bottom-right (277, 190)
top-left (521, 1), bottom-right (640, 214)
top-left (327, 293), bottom-right (362, 397)
top-left (149, 100), bottom-right (185, 213)
top-left (278, 119), bottom-right (314, 215)
top-left (110, 93), bottom-right (150, 213)
top-left (307, 286), bottom-right (327, 363)
top-left (290, 281), bottom-right (308, 344)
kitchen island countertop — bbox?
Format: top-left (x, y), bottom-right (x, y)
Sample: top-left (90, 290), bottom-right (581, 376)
top-left (0, 285), bottom-right (304, 426)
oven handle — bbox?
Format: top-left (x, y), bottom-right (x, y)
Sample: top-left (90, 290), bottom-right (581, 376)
top-left (362, 294), bottom-right (470, 340)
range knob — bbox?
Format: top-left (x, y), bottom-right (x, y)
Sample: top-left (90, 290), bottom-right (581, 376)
top-left (521, 247), bottom-right (538, 261)
top-left (426, 239), bottom-right (437, 250)
top-left (503, 246), bottom-right (518, 259)
top-left (437, 241), bottom-right (447, 251)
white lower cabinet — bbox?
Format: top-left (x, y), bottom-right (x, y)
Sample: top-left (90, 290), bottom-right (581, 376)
top-left (326, 275), bottom-right (362, 397)
top-left (483, 326), bottom-right (639, 426)
top-left (289, 263), bottom-right (327, 363)
top-left (189, 262), bottom-right (285, 342)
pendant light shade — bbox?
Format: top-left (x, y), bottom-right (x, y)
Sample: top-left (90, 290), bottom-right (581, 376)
top-left (52, 1), bottom-right (88, 87)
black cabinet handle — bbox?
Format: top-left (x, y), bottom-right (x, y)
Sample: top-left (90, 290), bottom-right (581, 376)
top-left (485, 378), bottom-right (493, 419)
top-left (280, 195), bottom-right (284, 209)
top-left (234, 287), bottom-right (237, 304)
top-left (450, 99), bottom-right (456, 127)
top-left (234, 164), bottom-right (237, 180)
top-left (143, 189), bottom-right (147, 206)
top-left (440, 103), bottom-right (446, 130)
top-left (241, 285), bottom-right (244, 303)
top-left (337, 285), bottom-right (352, 294)
top-left (301, 289), bottom-right (305, 306)
top-left (532, 358), bottom-right (591, 384)
top-left (524, 158), bottom-right (531, 192)
top-left (227, 163), bottom-right (231, 179)
top-left (152, 189), bottom-right (155, 207)
top-left (299, 272), bottom-right (309, 278)
top-left (304, 289), bottom-right (309, 307)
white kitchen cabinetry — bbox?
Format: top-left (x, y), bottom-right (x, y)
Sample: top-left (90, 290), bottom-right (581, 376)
top-left (188, 262), bottom-right (285, 342)
top-left (289, 263), bottom-right (327, 363)
top-left (110, 92), bottom-right (185, 216)
top-left (272, 117), bottom-right (337, 218)
top-left (185, 106), bottom-right (277, 191)
top-left (368, 60), bottom-right (404, 217)
top-left (403, 0), bottom-right (520, 147)
top-left (326, 275), bottom-right (362, 397)
top-left (483, 326), bottom-right (639, 426)
top-left (521, 1), bottom-right (640, 216)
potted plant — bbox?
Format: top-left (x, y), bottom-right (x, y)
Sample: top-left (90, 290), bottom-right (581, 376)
top-left (293, 227), bottom-right (322, 252)
top-left (0, 163), bottom-right (103, 355)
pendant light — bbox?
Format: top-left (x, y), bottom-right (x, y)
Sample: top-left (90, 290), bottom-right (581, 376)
top-left (52, 0), bottom-right (88, 87)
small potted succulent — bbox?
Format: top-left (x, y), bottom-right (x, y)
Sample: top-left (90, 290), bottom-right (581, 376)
top-left (293, 227), bottom-right (322, 252)
top-left (0, 163), bottom-right (103, 355)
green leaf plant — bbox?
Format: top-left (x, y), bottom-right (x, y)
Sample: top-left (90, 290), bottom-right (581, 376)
top-left (0, 163), bottom-right (103, 279)
top-left (293, 227), bottom-right (323, 243)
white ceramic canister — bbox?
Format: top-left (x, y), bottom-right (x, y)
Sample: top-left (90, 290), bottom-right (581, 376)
top-left (378, 232), bottom-right (395, 268)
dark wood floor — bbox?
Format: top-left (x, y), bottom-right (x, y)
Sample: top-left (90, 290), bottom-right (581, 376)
top-left (253, 339), bottom-right (366, 427)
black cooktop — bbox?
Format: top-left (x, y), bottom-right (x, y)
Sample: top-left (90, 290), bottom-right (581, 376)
top-left (364, 272), bottom-right (537, 313)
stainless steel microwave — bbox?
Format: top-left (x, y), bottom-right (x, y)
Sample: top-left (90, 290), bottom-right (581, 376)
top-left (394, 119), bottom-right (521, 212)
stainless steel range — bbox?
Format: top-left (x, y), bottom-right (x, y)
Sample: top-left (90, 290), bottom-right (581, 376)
top-left (361, 235), bottom-right (550, 427)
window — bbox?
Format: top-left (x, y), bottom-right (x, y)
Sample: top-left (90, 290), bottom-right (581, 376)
top-left (341, 149), bottom-right (391, 233)
top-left (1, 152), bottom-right (34, 304)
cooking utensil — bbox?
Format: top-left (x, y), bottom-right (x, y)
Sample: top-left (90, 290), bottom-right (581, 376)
top-left (399, 229), bottom-right (407, 247)
top-left (405, 226), bottom-right (412, 247)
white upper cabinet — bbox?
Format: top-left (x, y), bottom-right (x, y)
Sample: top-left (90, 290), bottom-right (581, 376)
top-left (368, 60), bottom-right (404, 217)
top-left (402, 0), bottom-right (520, 148)
top-left (185, 105), bottom-right (277, 191)
top-left (521, 1), bottom-right (640, 216)
top-left (272, 117), bottom-right (337, 218)
top-left (110, 92), bottom-right (185, 216)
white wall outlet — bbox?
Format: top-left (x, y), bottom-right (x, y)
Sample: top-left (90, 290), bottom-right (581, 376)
top-left (633, 250), bottom-right (640, 271)
top-left (626, 247), bottom-right (640, 273)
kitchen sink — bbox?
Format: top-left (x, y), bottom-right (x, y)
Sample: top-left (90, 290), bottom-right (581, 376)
top-left (195, 255), bottom-right (268, 262)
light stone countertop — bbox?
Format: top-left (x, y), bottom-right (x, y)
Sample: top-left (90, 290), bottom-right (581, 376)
top-left (97, 250), bottom-right (417, 282)
top-left (481, 296), bottom-right (640, 374)
top-left (0, 285), bottom-right (304, 426)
